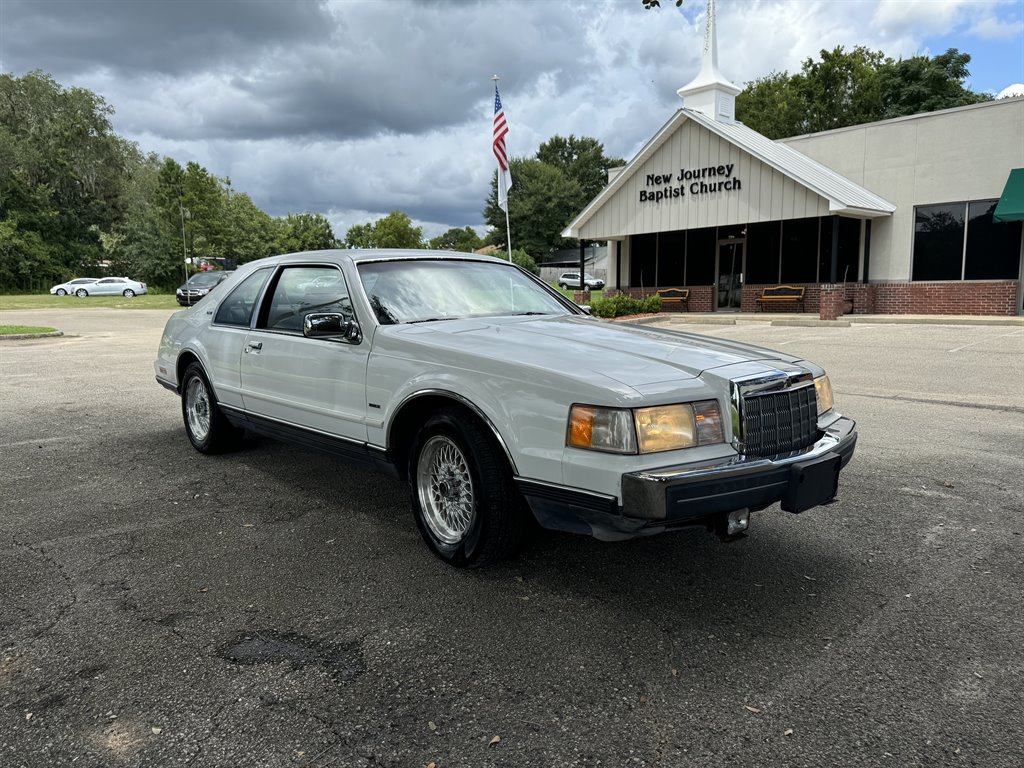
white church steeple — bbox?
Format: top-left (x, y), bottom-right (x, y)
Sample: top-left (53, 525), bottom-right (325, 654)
top-left (677, 0), bottom-right (741, 123)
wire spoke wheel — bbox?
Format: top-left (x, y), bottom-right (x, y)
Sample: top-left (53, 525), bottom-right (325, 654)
top-left (185, 376), bottom-right (212, 443)
top-left (416, 435), bottom-right (475, 544)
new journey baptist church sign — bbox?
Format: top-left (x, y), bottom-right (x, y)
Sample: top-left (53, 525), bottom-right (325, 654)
top-left (639, 164), bottom-right (740, 203)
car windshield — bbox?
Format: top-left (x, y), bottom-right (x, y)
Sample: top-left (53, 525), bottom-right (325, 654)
top-left (358, 259), bottom-right (573, 324)
top-left (188, 272), bottom-right (224, 287)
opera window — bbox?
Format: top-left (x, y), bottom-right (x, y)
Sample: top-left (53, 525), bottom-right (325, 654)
top-left (912, 200), bottom-right (1022, 281)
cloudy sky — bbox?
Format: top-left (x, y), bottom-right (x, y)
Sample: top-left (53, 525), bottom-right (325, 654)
top-left (2, 0), bottom-right (1022, 240)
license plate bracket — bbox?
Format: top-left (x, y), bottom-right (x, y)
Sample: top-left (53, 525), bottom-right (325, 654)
top-left (782, 452), bottom-right (841, 513)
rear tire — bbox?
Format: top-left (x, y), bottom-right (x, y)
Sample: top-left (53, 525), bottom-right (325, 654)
top-left (409, 408), bottom-right (525, 568)
top-left (180, 362), bottom-right (244, 454)
top-left (123, 289), bottom-right (135, 297)
top-left (76, 289), bottom-right (88, 297)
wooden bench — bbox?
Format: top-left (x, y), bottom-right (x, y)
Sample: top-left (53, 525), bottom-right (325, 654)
top-left (755, 285), bottom-right (805, 312)
top-left (656, 288), bottom-right (689, 312)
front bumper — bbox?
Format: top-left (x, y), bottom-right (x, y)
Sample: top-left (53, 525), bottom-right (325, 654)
top-left (518, 416), bottom-right (857, 541)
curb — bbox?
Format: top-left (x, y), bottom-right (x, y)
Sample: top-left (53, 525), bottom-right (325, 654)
top-left (771, 319), bottom-right (851, 328)
top-left (0, 330), bottom-right (64, 340)
top-left (617, 313), bottom-right (1023, 328)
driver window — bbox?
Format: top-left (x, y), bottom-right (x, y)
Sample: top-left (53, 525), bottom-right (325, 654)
top-left (213, 268), bottom-right (270, 327)
top-left (262, 266), bottom-right (352, 332)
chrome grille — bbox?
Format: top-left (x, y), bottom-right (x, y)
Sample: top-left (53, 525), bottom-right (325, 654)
top-left (742, 384), bottom-right (818, 457)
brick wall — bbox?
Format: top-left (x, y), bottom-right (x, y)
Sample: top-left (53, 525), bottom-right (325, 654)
top-left (871, 281), bottom-right (1019, 315)
top-left (600, 281), bottom-right (1020, 316)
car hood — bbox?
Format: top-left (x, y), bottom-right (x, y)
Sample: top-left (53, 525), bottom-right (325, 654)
top-left (382, 315), bottom-right (805, 389)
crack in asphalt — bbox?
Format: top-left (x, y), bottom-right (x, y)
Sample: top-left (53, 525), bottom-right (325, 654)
top-left (8, 533), bottom-right (79, 641)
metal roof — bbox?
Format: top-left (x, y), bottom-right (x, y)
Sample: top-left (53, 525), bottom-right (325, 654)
top-left (563, 109), bottom-right (895, 238)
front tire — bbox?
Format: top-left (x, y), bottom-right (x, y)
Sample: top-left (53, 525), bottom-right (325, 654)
top-left (409, 408), bottom-right (525, 568)
top-left (75, 289), bottom-right (88, 297)
top-left (180, 362), bottom-right (243, 454)
top-left (56, 288), bottom-right (67, 296)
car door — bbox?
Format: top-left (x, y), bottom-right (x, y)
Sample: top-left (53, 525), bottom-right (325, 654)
top-left (239, 264), bottom-right (369, 444)
top-left (91, 278), bottom-right (123, 295)
top-left (203, 267), bottom-right (274, 410)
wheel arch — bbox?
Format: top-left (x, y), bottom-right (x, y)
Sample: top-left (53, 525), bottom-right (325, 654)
top-left (175, 350), bottom-right (204, 393)
top-left (387, 391), bottom-right (518, 482)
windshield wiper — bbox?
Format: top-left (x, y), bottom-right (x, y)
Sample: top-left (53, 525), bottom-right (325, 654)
top-left (507, 311), bottom-right (551, 316)
top-left (406, 316), bottom-right (460, 324)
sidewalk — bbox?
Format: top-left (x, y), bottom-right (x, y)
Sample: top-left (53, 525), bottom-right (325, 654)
top-left (627, 312), bottom-right (1024, 328)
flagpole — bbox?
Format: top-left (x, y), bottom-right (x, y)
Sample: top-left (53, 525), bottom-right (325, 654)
top-left (504, 196), bottom-right (512, 262)
top-left (492, 74), bottom-right (513, 261)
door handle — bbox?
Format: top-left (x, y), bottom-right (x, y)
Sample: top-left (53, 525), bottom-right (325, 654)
top-left (247, 341), bottom-right (263, 351)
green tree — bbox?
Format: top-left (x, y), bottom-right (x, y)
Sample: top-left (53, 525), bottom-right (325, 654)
top-left (223, 188), bottom-right (279, 265)
top-left (277, 212), bottom-right (337, 253)
top-left (483, 158), bottom-right (583, 257)
top-left (734, 71), bottom-right (805, 139)
top-left (800, 46), bottom-right (886, 133)
top-left (737, 47), bottom-right (989, 139)
top-left (0, 71), bottom-right (138, 288)
top-left (103, 153), bottom-right (185, 288)
top-left (536, 135), bottom-right (623, 202)
top-left (878, 48), bottom-right (988, 118)
top-left (343, 211), bottom-right (423, 249)
top-left (428, 226), bottom-right (483, 252)
top-left (508, 248), bottom-right (539, 275)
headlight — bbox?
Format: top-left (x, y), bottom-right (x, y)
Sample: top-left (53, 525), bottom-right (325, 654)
top-left (568, 400), bottom-right (724, 454)
top-left (568, 405), bottom-right (636, 454)
top-left (814, 375), bottom-right (834, 415)
top-left (634, 405), bottom-right (695, 452)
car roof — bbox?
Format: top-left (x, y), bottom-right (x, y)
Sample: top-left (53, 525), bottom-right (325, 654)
top-left (244, 248), bottom-right (515, 270)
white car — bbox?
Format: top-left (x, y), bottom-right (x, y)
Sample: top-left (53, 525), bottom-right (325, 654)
top-left (50, 278), bottom-right (98, 296)
top-left (558, 271), bottom-right (605, 290)
top-left (154, 250), bottom-right (856, 567)
top-left (75, 277), bottom-right (147, 297)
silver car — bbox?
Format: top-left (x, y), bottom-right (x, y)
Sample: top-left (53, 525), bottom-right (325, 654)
top-left (50, 278), bottom-right (98, 296)
top-left (558, 271), bottom-right (605, 290)
top-left (75, 277), bottom-right (147, 297)
top-left (154, 249), bottom-right (856, 568)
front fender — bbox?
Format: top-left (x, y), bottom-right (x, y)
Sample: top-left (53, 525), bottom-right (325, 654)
top-left (366, 356), bottom-right (575, 487)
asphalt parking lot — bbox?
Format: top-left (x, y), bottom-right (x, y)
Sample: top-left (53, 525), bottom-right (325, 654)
top-left (1, 308), bottom-right (1022, 768)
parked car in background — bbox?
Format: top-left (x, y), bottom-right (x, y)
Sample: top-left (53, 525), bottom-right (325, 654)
top-left (50, 278), bottom-right (98, 296)
top-left (176, 271), bottom-right (230, 306)
top-left (155, 249), bottom-right (856, 568)
top-left (558, 271), bottom-right (605, 290)
top-left (75, 277), bottom-right (147, 297)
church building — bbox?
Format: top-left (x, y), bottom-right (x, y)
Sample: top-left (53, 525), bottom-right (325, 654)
top-left (562, 1), bottom-right (1024, 316)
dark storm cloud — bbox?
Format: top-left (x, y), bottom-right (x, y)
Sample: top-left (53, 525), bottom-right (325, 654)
top-left (6, 0), bottom-right (998, 239)
top-left (1, 0), bottom-right (333, 77)
top-left (2, 0), bottom-right (586, 142)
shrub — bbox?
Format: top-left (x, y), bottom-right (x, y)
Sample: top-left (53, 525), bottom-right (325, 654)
top-left (509, 248), bottom-right (540, 275)
top-left (589, 292), bottom-right (661, 318)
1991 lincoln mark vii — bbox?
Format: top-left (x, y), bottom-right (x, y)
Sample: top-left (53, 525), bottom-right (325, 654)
top-left (155, 250), bottom-right (857, 567)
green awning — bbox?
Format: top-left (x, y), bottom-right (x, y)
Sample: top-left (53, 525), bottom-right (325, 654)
top-left (993, 168), bottom-right (1024, 222)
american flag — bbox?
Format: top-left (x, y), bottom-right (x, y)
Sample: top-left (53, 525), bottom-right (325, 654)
top-left (493, 85), bottom-right (512, 212)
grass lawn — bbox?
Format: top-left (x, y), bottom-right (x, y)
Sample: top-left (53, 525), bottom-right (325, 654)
top-left (0, 294), bottom-right (178, 310)
top-left (0, 325), bottom-right (59, 335)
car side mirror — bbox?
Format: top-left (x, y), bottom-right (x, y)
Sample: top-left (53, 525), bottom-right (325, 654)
top-left (303, 312), bottom-right (362, 343)
top-left (578, 304), bottom-right (593, 315)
